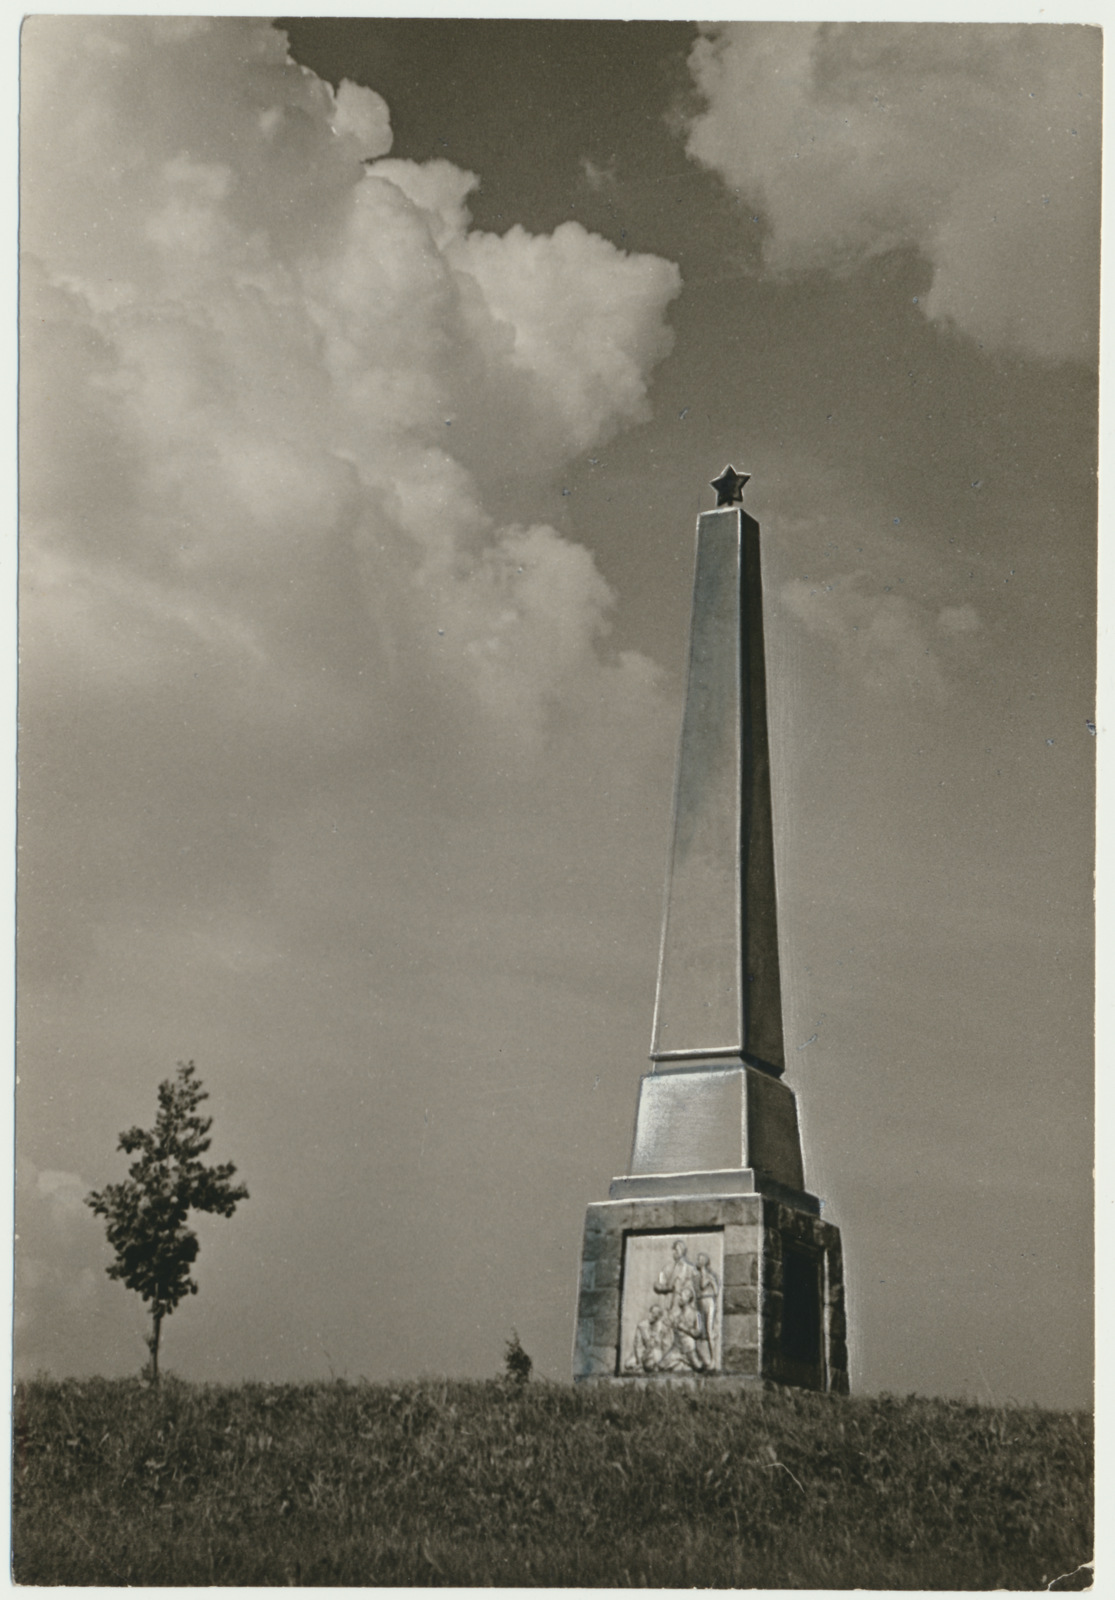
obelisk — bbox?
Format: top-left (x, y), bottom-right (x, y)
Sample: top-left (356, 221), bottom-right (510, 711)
top-left (573, 467), bottom-right (848, 1392)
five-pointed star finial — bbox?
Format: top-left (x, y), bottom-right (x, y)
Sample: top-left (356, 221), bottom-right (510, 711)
top-left (710, 464), bottom-right (751, 506)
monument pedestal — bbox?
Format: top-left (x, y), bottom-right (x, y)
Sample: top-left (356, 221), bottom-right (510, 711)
top-left (573, 1189), bottom-right (847, 1392)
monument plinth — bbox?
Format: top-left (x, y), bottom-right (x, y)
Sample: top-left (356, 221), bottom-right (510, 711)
top-left (573, 468), bottom-right (848, 1391)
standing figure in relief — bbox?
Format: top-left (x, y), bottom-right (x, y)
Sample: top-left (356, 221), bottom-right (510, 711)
top-left (695, 1251), bottom-right (721, 1366)
top-left (654, 1238), bottom-right (699, 1318)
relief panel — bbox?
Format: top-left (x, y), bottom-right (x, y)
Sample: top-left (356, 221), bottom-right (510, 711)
top-left (618, 1231), bottom-right (724, 1375)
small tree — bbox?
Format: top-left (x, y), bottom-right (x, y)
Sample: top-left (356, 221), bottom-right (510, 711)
top-left (86, 1061), bottom-right (248, 1384)
top-left (504, 1329), bottom-right (532, 1386)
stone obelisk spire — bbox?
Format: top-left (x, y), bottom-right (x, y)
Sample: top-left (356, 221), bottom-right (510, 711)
top-left (650, 464), bottom-right (784, 1076)
top-left (613, 466), bottom-right (804, 1197)
top-left (572, 466), bottom-right (848, 1393)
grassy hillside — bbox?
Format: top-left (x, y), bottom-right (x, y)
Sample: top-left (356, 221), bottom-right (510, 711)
top-left (13, 1375), bottom-right (1092, 1588)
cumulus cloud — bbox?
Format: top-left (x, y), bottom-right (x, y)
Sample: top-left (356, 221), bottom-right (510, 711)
top-left (20, 16), bottom-right (681, 760)
top-left (684, 22), bottom-right (1100, 361)
top-left (330, 78), bottom-right (393, 156)
top-left (781, 572), bottom-right (949, 701)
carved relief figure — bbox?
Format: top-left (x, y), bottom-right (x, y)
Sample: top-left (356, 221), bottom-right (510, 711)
top-left (624, 1236), bottom-right (722, 1373)
top-left (654, 1238), bottom-right (699, 1316)
top-left (695, 1251), bottom-right (721, 1362)
top-left (661, 1285), bottom-right (710, 1371)
top-left (624, 1303), bottom-right (669, 1372)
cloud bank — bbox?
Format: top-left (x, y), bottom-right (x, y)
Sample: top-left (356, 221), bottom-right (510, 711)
top-left (19, 14), bottom-right (684, 986)
top-left (21, 16), bottom-right (681, 770)
top-left (685, 22), bottom-right (1100, 361)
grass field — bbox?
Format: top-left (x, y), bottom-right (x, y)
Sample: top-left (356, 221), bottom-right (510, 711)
top-left (12, 1375), bottom-right (1093, 1588)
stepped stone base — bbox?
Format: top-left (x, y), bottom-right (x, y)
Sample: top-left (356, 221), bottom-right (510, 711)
top-left (573, 1190), bottom-right (847, 1393)
top-left (629, 1066), bottom-right (805, 1193)
top-left (608, 1166), bottom-right (818, 1211)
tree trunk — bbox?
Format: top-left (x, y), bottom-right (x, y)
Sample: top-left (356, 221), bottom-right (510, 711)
top-left (149, 1311), bottom-right (163, 1386)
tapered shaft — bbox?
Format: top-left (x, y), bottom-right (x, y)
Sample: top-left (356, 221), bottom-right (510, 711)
top-left (650, 507), bottom-right (785, 1077)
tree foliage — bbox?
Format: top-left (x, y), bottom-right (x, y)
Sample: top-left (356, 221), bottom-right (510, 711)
top-left (86, 1061), bottom-right (248, 1381)
top-left (503, 1330), bottom-right (532, 1386)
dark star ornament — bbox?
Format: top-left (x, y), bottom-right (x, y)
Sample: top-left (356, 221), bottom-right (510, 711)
top-left (710, 464), bottom-right (751, 506)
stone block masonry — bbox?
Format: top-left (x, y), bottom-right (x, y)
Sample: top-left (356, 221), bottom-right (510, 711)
top-left (573, 1192), bottom-right (848, 1393)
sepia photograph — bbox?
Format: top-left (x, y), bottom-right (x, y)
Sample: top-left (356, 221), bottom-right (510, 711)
top-left (14, 12), bottom-right (1098, 1587)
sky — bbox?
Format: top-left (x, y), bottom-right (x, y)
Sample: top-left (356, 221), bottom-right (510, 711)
top-left (16, 15), bottom-right (1099, 1408)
